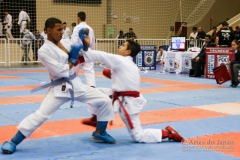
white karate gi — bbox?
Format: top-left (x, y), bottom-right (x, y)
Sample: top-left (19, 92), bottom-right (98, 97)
top-left (4, 13), bottom-right (13, 39)
top-left (71, 22), bottom-right (96, 87)
top-left (17, 39), bottom-right (114, 137)
top-left (18, 10), bottom-right (30, 34)
top-left (83, 49), bottom-right (163, 143)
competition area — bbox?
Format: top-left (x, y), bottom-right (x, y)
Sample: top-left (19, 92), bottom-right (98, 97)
top-left (0, 66), bottom-right (240, 160)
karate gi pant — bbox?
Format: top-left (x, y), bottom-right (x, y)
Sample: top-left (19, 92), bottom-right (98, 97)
top-left (118, 104), bottom-right (162, 143)
top-left (79, 62), bottom-right (96, 87)
top-left (18, 86), bottom-right (114, 137)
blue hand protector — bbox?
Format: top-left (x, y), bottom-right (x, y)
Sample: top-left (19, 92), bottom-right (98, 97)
top-left (78, 28), bottom-right (89, 51)
top-left (69, 43), bottom-right (83, 64)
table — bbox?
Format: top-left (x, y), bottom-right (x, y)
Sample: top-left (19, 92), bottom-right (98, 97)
top-left (163, 51), bottom-right (199, 73)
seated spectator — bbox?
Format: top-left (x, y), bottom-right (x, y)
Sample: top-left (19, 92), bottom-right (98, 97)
top-left (190, 34), bottom-right (216, 77)
top-left (124, 28), bottom-right (137, 40)
top-left (226, 39), bottom-right (240, 87)
top-left (156, 46), bottom-right (166, 64)
top-left (156, 46), bottom-right (167, 73)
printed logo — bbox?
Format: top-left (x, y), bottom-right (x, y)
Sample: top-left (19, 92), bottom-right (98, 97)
top-left (144, 51), bottom-right (154, 66)
top-left (217, 55), bottom-right (228, 66)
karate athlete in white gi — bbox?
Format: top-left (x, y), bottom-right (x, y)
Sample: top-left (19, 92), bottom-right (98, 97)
top-left (1, 18), bottom-right (116, 155)
top-left (17, 8), bottom-right (30, 37)
top-left (3, 11), bottom-right (13, 39)
top-left (80, 30), bottom-right (185, 143)
top-left (71, 11), bottom-right (96, 87)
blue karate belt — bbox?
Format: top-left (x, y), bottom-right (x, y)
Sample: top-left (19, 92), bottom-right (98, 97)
top-left (31, 73), bottom-right (77, 108)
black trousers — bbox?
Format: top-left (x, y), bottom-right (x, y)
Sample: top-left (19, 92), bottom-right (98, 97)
top-left (191, 59), bottom-right (205, 76)
top-left (230, 61), bottom-right (240, 83)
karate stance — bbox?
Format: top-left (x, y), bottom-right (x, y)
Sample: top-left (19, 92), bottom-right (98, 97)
top-left (1, 18), bottom-right (115, 154)
top-left (79, 28), bottom-right (185, 143)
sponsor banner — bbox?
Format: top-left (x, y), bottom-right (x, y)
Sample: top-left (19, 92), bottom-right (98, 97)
top-left (208, 55), bottom-right (215, 74)
top-left (134, 45), bottom-right (156, 70)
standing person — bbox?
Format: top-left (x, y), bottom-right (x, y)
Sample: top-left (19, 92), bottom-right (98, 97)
top-left (21, 28), bottom-right (35, 65)
top-left (211, 26), bottom-right (217, 43)
top-left (1, 17), bottom-right (116, 154)
top-left (71, 22), bottom-right (76, 36)
top-left (80, 29), bottom-right (185, 143)
top-left (124, 28), bottom-right (137, 40)
top-left (71, 11), bottom-right (96, 88)
top-left (196, 27), bottom-right (206, 40)
top-left (215, 21), bottom-right (233, 47)
top-left (62, 22), bottom-right (71, 39)
top-left (3, 11), bottom-right (13, 39)
top-left (116, 30), bottom-right (125, 48)
top-left (15, 8), bottom-right (30, 38)
top-left (233, 26), bottom-right (240, 41)
top-left (226, 39), bottom-right (240, 87)
top-left (196, 27), bottom-right (206, 47)
top-left (189, 27), bottom-right (198, 47)
top-left (40, 28), bottom-right (48, 40)
top-left (32, 29), bottom-right (44, 63)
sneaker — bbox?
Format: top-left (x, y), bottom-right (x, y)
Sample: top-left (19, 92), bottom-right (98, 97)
top-left (1, 141), bottom-right (17, 154)
top-left (165, 126), bottom-right (185, 142)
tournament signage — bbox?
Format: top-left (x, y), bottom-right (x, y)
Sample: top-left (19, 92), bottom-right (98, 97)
top-left (205, 47), bottom-right (235, 78)
top-left (134, 45), bottom-right (156, 70)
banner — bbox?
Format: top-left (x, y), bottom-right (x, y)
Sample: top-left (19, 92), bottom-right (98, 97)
top-left (205, 47), bottom-right (235, 78)
top-left (134, 45), bottom-right (156, 70)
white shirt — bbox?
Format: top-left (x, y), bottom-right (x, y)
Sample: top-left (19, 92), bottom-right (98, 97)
top-left (62, 27), bottom-right (71, 39)
top-left (189, 32), bottom-right (198, 45)
top-left (38, 39), bottom-right (86, 98)
top-left (18, 11), bottom-right (30, 25)
top-left (4, 14), bottom-right (12, 28)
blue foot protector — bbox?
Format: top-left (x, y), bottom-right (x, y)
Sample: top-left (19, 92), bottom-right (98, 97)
top-left (1, 141), bottom-right (17, 154)
top-left (78, 28), bottom-right (89, 51)
top-left (92, 121), bottom-right (116, 144)
top-left (92, 131), bottom-right (116, 144)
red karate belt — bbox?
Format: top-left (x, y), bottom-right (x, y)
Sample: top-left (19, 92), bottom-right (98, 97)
top-left (112, 91), bottom-right (140, 129)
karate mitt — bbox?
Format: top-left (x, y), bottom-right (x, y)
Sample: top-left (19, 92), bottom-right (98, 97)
top-left (69, 43), bottom-right (83, 64)
top-left (102, 68), bottom-right (111, 79)
top-left (78, 28), bottom-right (89, 51)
